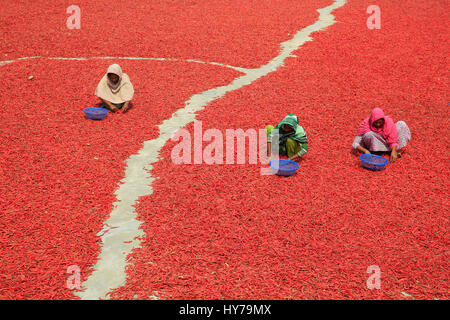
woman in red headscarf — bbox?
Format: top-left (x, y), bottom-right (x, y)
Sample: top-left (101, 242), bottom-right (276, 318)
top-left (352, 108), bottom-right (411, 162)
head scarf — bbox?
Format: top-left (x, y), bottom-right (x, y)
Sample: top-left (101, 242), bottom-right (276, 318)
top-left (106, 64), bottom-right (122, 91)
top-left (357, 108), bottom-right (399, 148)
top-left (273, 114), bottom-right (307, 144)
top-left (95, 64), bottom-right (134, 104)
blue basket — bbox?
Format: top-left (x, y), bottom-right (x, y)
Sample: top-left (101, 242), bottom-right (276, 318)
top-left (360, 154), bottom-right (388, 171)
top-left (84, 107), bottom-right (108, 120)
top-left (269, 159), bottom-right (299, 176)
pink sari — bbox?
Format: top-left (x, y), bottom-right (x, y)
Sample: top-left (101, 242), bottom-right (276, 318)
top-left (356, 108), bottom-right (399, 148)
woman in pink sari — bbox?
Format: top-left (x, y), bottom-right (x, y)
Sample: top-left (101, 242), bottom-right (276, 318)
top-left (352, 108), bottom-right (411, 162)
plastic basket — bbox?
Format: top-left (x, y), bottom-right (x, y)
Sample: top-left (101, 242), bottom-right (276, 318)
top-left (269, 159), bottom-right (299, 176)
top-left (360, 154), bottom-right (388, 171)
top-left (84, 107), bottom-right (108, 120)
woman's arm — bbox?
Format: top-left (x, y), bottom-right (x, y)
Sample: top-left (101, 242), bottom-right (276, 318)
top-left (288, 142), bottom-right (308, 161)
top-left (353, 135), bottom-right (370, 154)
top-left (356, 145), bottom-right (371, 154)
top-left (100, 98), bottom-right (119, 112)
top-left (390, 145), bottom-right (398, 162)
top-left (122, 101), bottom-right (131, 112)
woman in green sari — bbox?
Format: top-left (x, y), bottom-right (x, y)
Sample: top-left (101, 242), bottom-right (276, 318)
top-left (265, 114), bottom-right (308, 161)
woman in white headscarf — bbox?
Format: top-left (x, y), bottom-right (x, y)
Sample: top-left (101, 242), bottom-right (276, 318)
top-left (95, 64), bottom-right (134, 112)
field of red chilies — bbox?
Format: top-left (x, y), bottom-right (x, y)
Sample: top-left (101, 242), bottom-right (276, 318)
top-left (0, 0), bottom-right (448, 300)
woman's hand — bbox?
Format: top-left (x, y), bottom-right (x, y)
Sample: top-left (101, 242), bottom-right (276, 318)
top-left (390, 148), bottom-right (398, 163)
top-left (267, 142), bottom-right (272, 157)
top-left (356, 145), bottom-right (371, 154)
top-left (101, 99), bottom-right (118, 112)
top-left (122, 101), bottom-right (130, 112)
